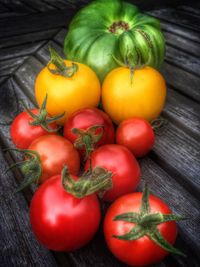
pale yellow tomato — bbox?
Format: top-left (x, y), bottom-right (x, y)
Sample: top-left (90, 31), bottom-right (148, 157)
top-left (102, 66), bottom-right (166, 125)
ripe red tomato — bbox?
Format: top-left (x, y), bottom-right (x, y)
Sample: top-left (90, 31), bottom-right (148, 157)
top-left (10, 109), bottom-right (58, 149)
top-left (30, 174), bottom-right (101, 251)
top-left (85, 144), bottom-right (141, 202)
top-left (29, 135), bottom-right (80, 183)
top-left (104, 188), bottom-right (183, 266)
top-left (116, 118), bottom-right (155, 158)
top-left (63, 108), bottom-right (115, 159)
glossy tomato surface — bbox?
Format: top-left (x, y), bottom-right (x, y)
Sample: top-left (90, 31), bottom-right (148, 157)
top-left (64, 108), bottom-right (115, 156)
top-left (10, 109), bottom-right (57, 149)
top-left (116, 118), bottom-right (155, 157)
top-left (29, 135), bottom-right (80, 183)
top-left (104, 193), bottom-right (177, 266)
top-left (30, 175), bottom-right (101, 251)
top-left (85, 144), bottom-right (141, 202)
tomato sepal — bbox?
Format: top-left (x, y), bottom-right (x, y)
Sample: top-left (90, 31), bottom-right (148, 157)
top-left (113, 185), bottom-right (186, 256)
top-left (4, 148), bottom-right (42, 192)
top-left (48, 47), bottom-right (78, 78)
top-left (62, 165), bottom-right (113, 199)
top-left (21, 95), bottom-right (64, 132)
top-left (72, 125), bottom-right (104, 160)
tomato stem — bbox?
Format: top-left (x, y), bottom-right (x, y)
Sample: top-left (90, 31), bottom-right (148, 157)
top-left (113, 185), bottom-right (186, 256)
top-left (4, 148), bottom-right (42, 192)
top-left (21, 95), bottom-right (64, 132)
top-left (72, 125), bottom-right (104, 161)
top-left (62, 165), bottom-right (113, 199)
top-left (47, 46), bottom-right (78, 78)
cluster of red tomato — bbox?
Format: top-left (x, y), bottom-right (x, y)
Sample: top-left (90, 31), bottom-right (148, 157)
top-left (9, 50), bottom-right (184, 267)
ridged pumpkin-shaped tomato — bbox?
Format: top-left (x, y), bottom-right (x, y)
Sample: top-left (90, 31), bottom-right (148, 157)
top-left (64, 0), bottom-right (165, 82)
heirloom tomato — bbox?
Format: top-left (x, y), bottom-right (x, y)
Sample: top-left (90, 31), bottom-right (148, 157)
top-left (64, 108), bottom-right (115, 159)
top-left (85, 144), bottom-right (141, 202)
top-left (102, 66), bottom-right (166, 124)
top-left (35, 48), bottom-right (101, 124)
top-left (64, 0), bottom-right (165, 81)
top-left (116, 118), bottom-right (155, 157)
top-left (104, 186), bottom-right (184, 266)
top-left (30, 168), bottom-right (101, 251)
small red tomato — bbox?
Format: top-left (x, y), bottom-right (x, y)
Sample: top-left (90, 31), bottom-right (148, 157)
top-left (30, 172), bottom-right (101, 251)
top-left (10, 109), bottom-right (57, 149)
top-left (85, 144), bottom-right (141, 202)
top-left (64, 108), bottom-right (115, 159)
top-left (116, 118), bottom-right (155, 157)
top-left (29, 135), bottom-right (80, 183)
top-left (104, 186), bottom-right (184, 266)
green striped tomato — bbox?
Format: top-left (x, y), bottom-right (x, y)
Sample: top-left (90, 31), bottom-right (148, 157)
top-left (64, 0), bottom-right (165, 82)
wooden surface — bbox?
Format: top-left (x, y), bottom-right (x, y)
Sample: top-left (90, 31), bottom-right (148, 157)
top-left (0, 1), bottom-right (200, 267)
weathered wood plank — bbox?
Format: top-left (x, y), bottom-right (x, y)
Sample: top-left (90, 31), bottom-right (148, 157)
top-left (0, 0), bottom-right (35, 13)
top-left (165, 45), bottom-right (200, 76)
top-left (164, 31), bottom-right (200, 57)
top-left (0, 149), bottom-right (60, 267)
top-left (0, 41), bottom-right (45, 61)
top-left (161, 21), bottom-right (200, 44)
top-left (148, 8), bottom-right (200, 32)
top-left (0, 56), bottom-right (27, 76)
top-left (178, 5), bottom-right (200, 17)
top-left (161, 62), bottom-right (200, 103)
top-left (14, 56), bottom-right (43, 101)
top-left (0, 29), bottom-right (58, 49)
top-left (0, 10), bottom-right (74, 38)
top-left (152, 121), bottom-right (200, 196)
top-left (53, 28), bottom-right (66, 45)
top-left (21, 0), bottom-right (55, 12)
top-left (164, 88), bottom-right (200, 141)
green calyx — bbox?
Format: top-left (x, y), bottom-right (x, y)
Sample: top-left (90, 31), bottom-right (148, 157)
top-left (48, 46), bottom-right (78, 78)
top-left (72, 125), bottom-right (104, 160)
top-left (22, 95), bottom-right (64, 132)
top-left (5, 149), bottom-right (42, 192)
top-left (113, 185), bottom-right (186, 256)
top-left (62, 165), bottom-right (113, 199)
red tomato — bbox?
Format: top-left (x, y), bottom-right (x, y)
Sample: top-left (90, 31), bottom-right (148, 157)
top-left (30, 174), bottom-right (101, 251)
top-left (104, 191), bottom-right (179, 266)
top-left (63, 108), bottom-right (115, 159)
top-left (85, 144), bottom-right (140, 202)
top-left (116, 118), bottom-right (155, 158)
top-left (29, 135), bottom-right (80, 183)
top-left (10, 109), bottom-right (58, 149)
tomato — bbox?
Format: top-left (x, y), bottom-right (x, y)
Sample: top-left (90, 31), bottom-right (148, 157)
top-left (104, 186), bottom-right (184, 266)
top-left (64, 1), bottom-right (165, 81)
top-left (35, 48), bottom-right (101, 125)
top-left (85, 144), bottom-right (141, 202)
top-left (64, 108), bottom-right (115, 159)
top-left (10, 109), bottom-right (58, 149)
top-left (30, 171), bottom-right (101, 251)
top-left (28, 135), bottom-right (80, 184)
top-left (116, 118), bottom-right (155, 157)
top-left (102, 66), bottom-right (166, 124)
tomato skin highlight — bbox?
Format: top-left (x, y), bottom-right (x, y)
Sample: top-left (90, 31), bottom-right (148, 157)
top-left (85, 144), bottom-right (141, 202)
top-left (116, 118), bottom-right (155, 157)
top-left (30, 174), bottom-right (101, 251)
top-left (10, 109), bottom-right (57, 149)
top-left (64, 108), bottom-right (115, 157)
top-left (104, 193), bottom-right (177, 266)
top-left (29, 135), bottom-right (80, 183)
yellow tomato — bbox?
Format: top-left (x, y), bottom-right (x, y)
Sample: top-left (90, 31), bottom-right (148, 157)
top-left (35, 60), bottom-right (101, 125)
top-left (102, 66), bottom-right (166, 125)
